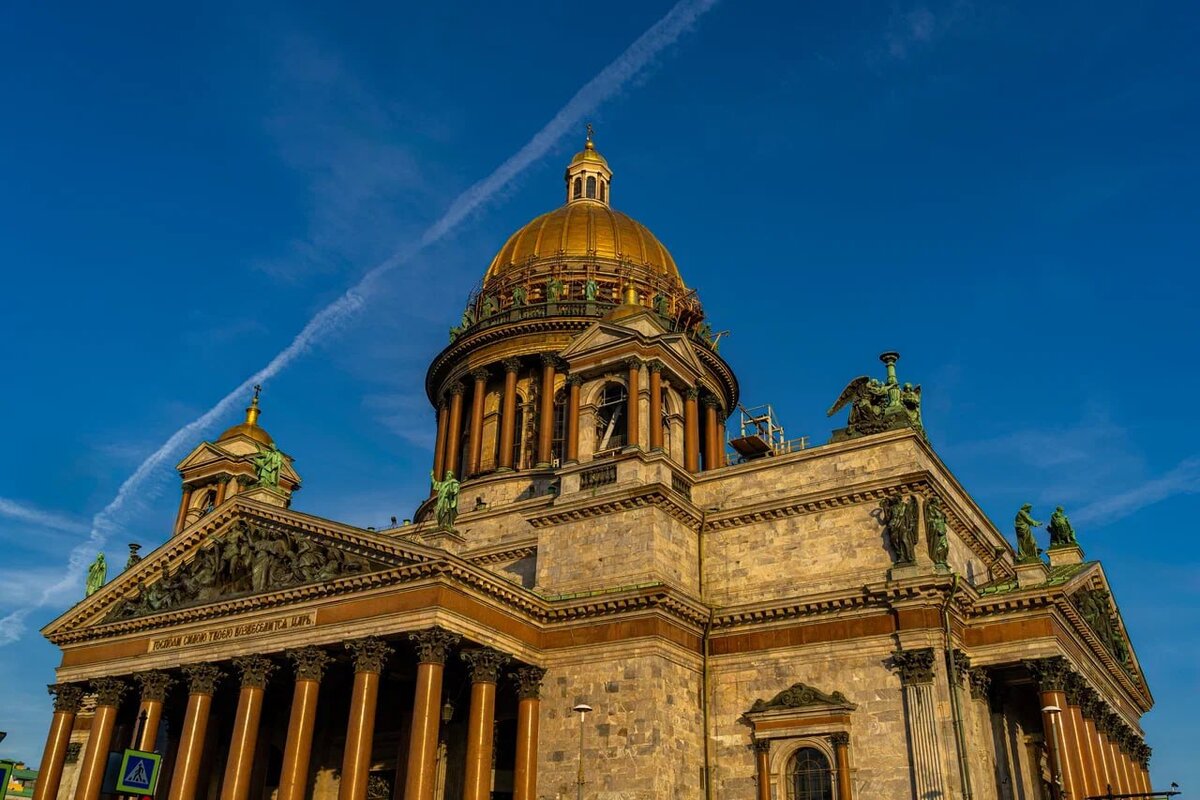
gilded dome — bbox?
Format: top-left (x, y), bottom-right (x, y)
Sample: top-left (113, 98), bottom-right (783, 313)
top-left (485, 203), bottom-right (681, 282)
top-left (217, 391), bottom-right (274, 446)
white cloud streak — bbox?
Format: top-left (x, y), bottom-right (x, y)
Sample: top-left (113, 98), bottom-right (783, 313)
top-left (1073, 456), bottom-right (1200, 527)
top-left (0, 0), bottom-right (719, 645)
top-left (0, 498), bottom-right (89, 535)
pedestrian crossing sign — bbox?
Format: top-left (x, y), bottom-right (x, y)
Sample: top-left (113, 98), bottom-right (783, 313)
top-left (115, 749), bottom-right (161, 796)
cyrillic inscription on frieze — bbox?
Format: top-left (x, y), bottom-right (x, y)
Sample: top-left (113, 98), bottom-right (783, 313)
top-left (147, 611), bottom-right (316, 652)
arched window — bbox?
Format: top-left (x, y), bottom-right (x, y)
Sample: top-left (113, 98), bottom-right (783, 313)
top-left (573, 177), bottom-right (583, 199)
top-left (786, 748), bottom-right (832, 800)
top-left (586, 175), bottom-right (597, 198)
top-left (594, 383), bottom-right (628, 453)
top-left (600, 180), bottom-right (607, 202)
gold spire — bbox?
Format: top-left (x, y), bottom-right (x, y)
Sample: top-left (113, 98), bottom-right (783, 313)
top-left (245, 384), bottom-right (262, 426)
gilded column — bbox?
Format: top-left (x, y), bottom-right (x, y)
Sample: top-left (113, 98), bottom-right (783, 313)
top-left (340, 639), bottom-right (393, 800)
top-left (220, 656), bottom-right (276, 800)
top-left (432, 399), bottom-right (449, 489)
top-left (701, 395), bottom-right (722, 470)
top-left (404, 628), bottom-right (461, 800)
top-left (73, 678), bottom-right (127, 800)
top-left (1098, 711), bottom-right (1122, 793)
top-left (1025, 657), bottom-right (1076, 800)
top-left (174, 484), bottom-right (195, 534)
top-left (647, 361), bottom-right (663, 451)
top-left (830, 732), bottom-right (852, 800)
top-left (564, 375), bottom-right (582, 464)
top-left (460, 648), bottom-right (510, 800)
top-left (510, 667), bottom-right (546, 800)
top-left (32, 684), bottom-right (85, 800)
top-left (893, 648), bottom-right (946, 800)
top-left (1057, 671), bottom-right (1090, 800)
top-left (1070, 682), bottom-right (1101, 799)
top-left (1117, 729), bottom-right (1136, 793)
top-left (169, 665), bottom-right (223, 800)
top-left (535, 355), bottom-right (557, 468)
top-left (466, 369), bottom-right (489, 476)
top-left (752, 740), bottom-right (771, 800)
top-left (683, 388), bottom-right (700, 473)
top-left (1081, 692), bottom-right (1110, 794)
top-left (498, 359), bottom-right (520, 471)
top-left (1137, 742), bottom-right (1153, 793)
top-left (278, 648), bottom-right (332, 800)
top-left (444, 382), bottom-right (466, 478)
top-left (133, 671), bottom-right (174, 750)
top-left (214, 478), bottom-right (228, 507)
top-left (624, 357), bottom-right (641, 450)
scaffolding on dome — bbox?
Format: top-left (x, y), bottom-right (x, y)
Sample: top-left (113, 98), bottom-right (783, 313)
top-left (729, 403), bottom-right (810, 461)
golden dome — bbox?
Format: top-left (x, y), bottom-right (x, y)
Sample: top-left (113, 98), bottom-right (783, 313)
top-left (217, 389), bottom-right (274, 446)
top-left (485, 203), bottom-right (681, 282)
top-left (567, 136), bottom-right (609, 168)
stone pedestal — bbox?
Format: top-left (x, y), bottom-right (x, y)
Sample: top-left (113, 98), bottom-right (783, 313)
top-left (888, 563), bottom-right (922, 581)
top-left (1015, 560), bottom-right (1049, 588)
top-left (238, 485), bottom-right (290, 508)
top-left (1046, 545), bottom-right (1084, 567)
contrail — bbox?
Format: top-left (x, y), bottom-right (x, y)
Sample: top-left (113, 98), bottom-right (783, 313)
top-left (0, 498), bottom-right (89, 535)
top-left (0, 0), bottom-right (719, 644)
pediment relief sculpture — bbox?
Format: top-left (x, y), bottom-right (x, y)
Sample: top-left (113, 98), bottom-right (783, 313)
top-left (748, 681), bottom-right (856, 714)
top-left (106, 520), bottom-right (390, 621)
top-left (1072, 586), bottom-right (1133, 671)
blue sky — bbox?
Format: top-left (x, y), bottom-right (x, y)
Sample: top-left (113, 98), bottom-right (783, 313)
top-left (1, 0), bottom-right (1197, 787)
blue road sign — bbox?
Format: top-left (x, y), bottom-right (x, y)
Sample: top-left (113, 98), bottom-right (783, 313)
top-left (115, 749), bottom-right (161, 796)
top-left (0, 760), bottom-right (14, 800)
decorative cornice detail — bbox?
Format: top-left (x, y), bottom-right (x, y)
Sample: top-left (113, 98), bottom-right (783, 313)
top-left (288, 646), bottom-right (332, 682)
top-left (48, 684), bottom-right (85, 713)
top-left (410, 627), bottom-right (461, 665)
top-left (182, 663), bottom-right (223, 695)
top-left (510, 666), bottom-right (547, 700)
top-left (703, 477), bottom-right (929, 532)
top-left (525, 486), bottom-right (700, 529)
top-left (135, 671), bottom-right (175, 702)
top-left (461, 647), bottom-right (510, 684)
top-left (892, 648), bottom-right (936, 685)
top-left (90, 677), bottom-right (128, 707)
top-left (748, 682), bottom-right (855, 713)
top-left (233, 655), bottom-right (276, 689)
top-left (346, 638), bottom-right (393, 674)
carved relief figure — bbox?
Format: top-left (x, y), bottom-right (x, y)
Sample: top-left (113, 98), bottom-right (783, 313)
top-left (881, 495), bottom-right (919, 564)
top-left (925, 496), bottom-right (950, 567)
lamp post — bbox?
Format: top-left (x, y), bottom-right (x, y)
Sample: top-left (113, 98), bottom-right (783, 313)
top-left (1042, 705), bottom-right (1064, 800)
top-left (572, 703), bottom-right (592, 800)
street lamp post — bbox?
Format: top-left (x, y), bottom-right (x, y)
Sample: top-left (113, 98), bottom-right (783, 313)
top-left (572, 703), bottom-right (592, 800)
top-left (1042, 705), bottom-right (1064, 800)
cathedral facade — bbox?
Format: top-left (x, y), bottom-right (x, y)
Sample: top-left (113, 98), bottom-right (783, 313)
top-left (36, 136), bottom-right (1153, 800)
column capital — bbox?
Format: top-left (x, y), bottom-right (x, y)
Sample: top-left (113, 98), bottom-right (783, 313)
top-left (685, 386), bottom-right (700, 401)
top-left (502, 358), bottom-right (522, 374)
top-left (1137, 742), bottom-right (1152, 768)
top-left (565, 374), bottom-right (584, 388)
top-left (539, 352), bottom-right (560, 368)
top-left (48, 683), bottom-right (85, 713)
top-left (829, 731), bottom-right (850, 746)
top-left (181, 663), bottom-right (224, 695)
top-left (447, 381), bottom-right (466, 396)
top-left (346, 637), bottom-right (393, 674)
top-left (409, 626), bottom-right (461, 665)
top-left (892, 647), bottom-right (936, 685)
top-left (967, 667), bottom-right (992, 702)
top-left (951, 650), bottom-right (971, 686)
top-left (624, 356), bottom-right (642, 370)
top-left (647, 359), bottom-right (665, 374)
top-left (89, 677), bottom-right (128, 707)
top-left (509, 666), bottom-right (547, 700)
top-left (461, 647), bottom-right (510, 684)
top-left (751, 739), bottom-right (771, 754)
top-left (1063, 671), bottom-right (1085, 705)
top-left (1097, 709), bottom-right (1120, 736)
top-left (701, 393), bottom-right (720, 409)
top-left (135, 671), bottom-right (175, 702)
top-left (470, 368), bottom-right (490, 383)
top-left (232, 654), bottom-right (277, 689)
top-left (1079, 686), bottom-right (1103, 720)
top-left (1025, 655), bottom-right (1071, 693)
top-left (288, 646), bottom-right (333, 681)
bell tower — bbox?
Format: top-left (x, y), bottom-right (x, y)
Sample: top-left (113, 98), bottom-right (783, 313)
top-left (564, 124), bottom-right (613, 205)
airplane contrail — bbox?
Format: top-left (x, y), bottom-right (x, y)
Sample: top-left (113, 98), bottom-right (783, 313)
top-left (0, 0), bottom-right (719, 645)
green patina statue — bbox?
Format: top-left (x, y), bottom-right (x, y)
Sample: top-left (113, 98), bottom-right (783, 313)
top-left (881, 495), bottom-right (919, 565)
top-left (253, 444), bottom-right (286, 488)
top-left (430, 470), bottom-right (461, 530)
top-left (653, 293), bottom-right (670, 316)
top-left (511, 285), bottom-right (527, 307)
top-left (461, 305), bottom-right (476, 329)
top-left (546, 277), bottom-right (564, 303)
top-left (925, 496), bottom-right (950, 567)
top-left (1047, 506), bottom-right (1078, 548)
top-left (1015, 504), bottom-right (1043, 563)
top-left (828, 352), bottom-right (925, 441)
top-left (85, 552), bottom-right (107, 597)
top-left (583, 279), bottom-right (598, 302)
top-left (482, 294), bottom-right (499, 317)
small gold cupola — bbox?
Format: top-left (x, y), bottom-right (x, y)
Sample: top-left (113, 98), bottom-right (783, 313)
top-left (564, 124), bottom-right (613, 206)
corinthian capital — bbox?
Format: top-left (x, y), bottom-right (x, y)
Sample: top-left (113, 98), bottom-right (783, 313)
top-left (89, 677), bottom-right (128, 707)
top-left (288, 646), bottom-right (332, 682)
top-left (48, 684), bottom-right (85, 713)
top-left (510, 666), bottom-right (547, 700)
top-left (410, 627), bottom-right (461, 665)
top-left (461, 647), bottom-right (510, 684)
top-left (346, 638), bottom-right (393, 674)
top-left (892, 648), bottom-right (936, 685)
top-left (1024, 656), bottom-right (1071, 693)
top-left (232, 655), bottom-right (276, 689)
top-left (135, 671), bottom-right (175, 702)
top-left (182, 663), bottom-right (224, 695)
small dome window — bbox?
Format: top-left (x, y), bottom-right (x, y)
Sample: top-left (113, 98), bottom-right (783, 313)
top-left (573, 177), bottom-right (583, 199)
top-left (586, 176), bottom-right (597, 198)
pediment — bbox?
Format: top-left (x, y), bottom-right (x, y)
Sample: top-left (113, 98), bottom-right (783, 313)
top-left (561, 317), bottom-right (708, 377)
top-left (747, 682), bottom-right (857, 715)
top-left (1067, 566), bottom-right (1144, 682)
top-left (176, 441), bottom-right (236, 471)
top-left (44, 499), bottom-right (443, 638)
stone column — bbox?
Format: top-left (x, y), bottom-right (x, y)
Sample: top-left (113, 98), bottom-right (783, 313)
top-left (535, 355), bottom-right (557, 468)
top-left (892, 648), bottom-right (946, 800)
top-left (214, 478), bottom-right (228, 507)
top-left (1060, 672), bottom-right (1092, 800)
top-left (466, 369), bottom-right (489, 477)
top-left (1025, 657), bottom-right (1075, 800)
top-left (220, 656), bottom-right (276, 800)
top-left (1137, 743), bottom-right (1153, 793)
top-left (510, 667), bottom-right (546, 800)
top-left (624, 358), bottom-right (641, 450)
top-left (74, 678), bottom-right (127, 800)
top-left (1117, 729), bottom-right (1135, 793)
top-left (340, 639), bottom-right (393, 800)
top-left (1068, 681), bottom-right (1099, 799)
top-left (133, 671), bottom-right (174, 750)
top-left (460, 648), bottom-right (510, 800)
top-left (432, 399), bottom-right (449, 489)
top-left (174, 484), bottom-right (195, 534)
top-left (647, 361), bottom-right (664, 452)
top-left (702, 396), bottom-right (721, 471)
top-left (278, 648), bottom-right (332, 800)
top-left (1098, 711), bottom-right (1121, 793)
top-left (564, 375), bottom-right (582, 464)
top-left (404, 628), bottom-right (461, 800)
top-left (831, 732), bottom-right (852, 800)
top-left (498, 360), bottom-right (520, 471)
top-left (444, 382), bottom-right (466, 478)
top-left (683, 388), bottom-right (700, 473)
top-left (752, 740), bottom-right (771, 800)
top-left (32, 684), bottom-right (85, 800)
top-left (1081, 692), bottom-right (1109, 794)
top-left (169, 665), bottom-right (223, 800)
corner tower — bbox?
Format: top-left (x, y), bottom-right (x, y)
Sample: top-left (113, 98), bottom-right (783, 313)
top-left (421, 132), bottom-right (737, 516)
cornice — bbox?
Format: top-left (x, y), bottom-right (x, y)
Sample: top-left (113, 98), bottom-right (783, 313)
top-left (463, 539), bottom-right (539, 565)
top-left (525, 484), bottom-right (700, 528)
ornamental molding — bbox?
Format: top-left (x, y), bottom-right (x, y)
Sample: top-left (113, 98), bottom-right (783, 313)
top-left (712, 579), bottom-right (959, 630)
top-left (892, 647), bottom-right (937, 685)
top-left (288, 646), bottom-right (332, 682)
top-left (747, 682), bottom-right (856, 714)
top-left (702, 475), bottom-right (929, 532)
top-left (525, 486), bottom-right (700, 529)
top-left (461, 647), bottom-right (510, 683)
top-left (463, 540), bottom-right (538, 565)
top-left (134, 670), bottom-right (175, 702)
top-left (510, 666), bottom-right (547, 700)
top-left (346, 637), bottom-right (393, 674)
top-left (49, 683), bottom-right (85, 713)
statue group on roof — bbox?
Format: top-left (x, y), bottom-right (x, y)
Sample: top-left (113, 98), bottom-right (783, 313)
top-left (827, 352), bottom-right (924, 441)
